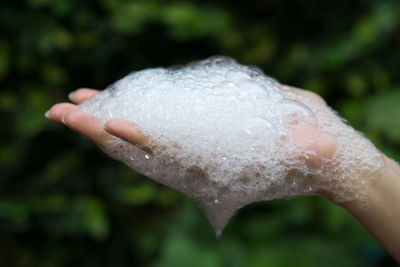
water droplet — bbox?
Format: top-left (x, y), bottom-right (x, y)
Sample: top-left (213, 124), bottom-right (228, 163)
top-left (214, 199), bottom-right (219, 204)
top-left (129, 156), bottom-right (134, 161)
top-left (144, 154), bottom-right (151, 160)
top-left (215, 228), bottom-right (223, 239)
top-left (221, 156), bottom-right (227, 160)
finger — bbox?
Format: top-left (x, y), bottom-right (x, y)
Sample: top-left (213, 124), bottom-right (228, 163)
top-left (46, 103), bottom-right (77, 123)
top-left (104, 119), bottom-right (149, 146)
top-left (69, 88), bottom-right (100, 104)
top-left (62, 110), bottom-right (112, 146)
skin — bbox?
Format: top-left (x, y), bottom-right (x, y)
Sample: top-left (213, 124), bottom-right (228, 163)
top-left (46, 88), bottom-right (400, 262)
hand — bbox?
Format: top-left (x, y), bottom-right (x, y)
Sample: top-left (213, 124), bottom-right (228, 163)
top-left (46, 87), bottom-right (400, 262)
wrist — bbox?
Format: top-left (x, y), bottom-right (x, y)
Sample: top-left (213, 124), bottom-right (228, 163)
top-left (314, 149), bottom-right (396, 205)
top-left (336, 155), bottom-right (400, 210)
top-left (331, 155), bottom-right (400, 262)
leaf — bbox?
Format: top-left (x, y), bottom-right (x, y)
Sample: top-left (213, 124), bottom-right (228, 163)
top-left (80, 197), bottom-right (109, 241)
top-left (119, 183), bottom-right (156, 205)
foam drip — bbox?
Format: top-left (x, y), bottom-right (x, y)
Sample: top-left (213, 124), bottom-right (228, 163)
top-left (79, 56), bottom-right (384, 235)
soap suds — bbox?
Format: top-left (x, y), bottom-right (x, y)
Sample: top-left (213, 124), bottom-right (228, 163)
top-left (79, 56), bottom-right (384, 235)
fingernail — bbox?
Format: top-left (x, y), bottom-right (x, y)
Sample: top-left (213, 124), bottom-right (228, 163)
top-left (68, 91), bottom-right (75, 101)
top-left (61, 116), bottom-right (66, 124)
top-left (44, 110), bottom-right (50, 119)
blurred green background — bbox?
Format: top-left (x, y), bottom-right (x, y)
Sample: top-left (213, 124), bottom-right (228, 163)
top-left (1, 0), bottom-right (400, 266)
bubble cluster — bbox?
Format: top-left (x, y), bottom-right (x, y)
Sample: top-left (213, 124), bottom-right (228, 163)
top-left (79, 56), bottom-right (384, 235)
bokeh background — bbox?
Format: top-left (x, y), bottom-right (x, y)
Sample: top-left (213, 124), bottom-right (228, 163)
top-left (1, 0), bottom-right (400, 266)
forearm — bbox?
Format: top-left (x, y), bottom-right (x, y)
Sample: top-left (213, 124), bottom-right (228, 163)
top-left (333, 155), bottom-right (400, 262)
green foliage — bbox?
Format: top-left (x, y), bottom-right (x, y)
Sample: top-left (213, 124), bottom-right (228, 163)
top-left (1, 0), bottom-right (399, 266)
top-left (367, 90), bottom-right (400, 142)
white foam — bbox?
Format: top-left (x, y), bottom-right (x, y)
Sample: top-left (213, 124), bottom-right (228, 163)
top-left (79, 56), bottom-right (384, 235)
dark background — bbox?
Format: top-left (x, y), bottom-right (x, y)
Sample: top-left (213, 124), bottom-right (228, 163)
top-left (1, 0), bottom-right (400, 266)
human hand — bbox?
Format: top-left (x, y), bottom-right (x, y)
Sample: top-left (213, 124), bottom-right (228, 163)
top-left (46, 87), bottom-right (400, 262)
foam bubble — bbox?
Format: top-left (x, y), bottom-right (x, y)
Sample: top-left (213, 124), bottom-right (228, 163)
top-left (79, 56), bottom-right (384, 235)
